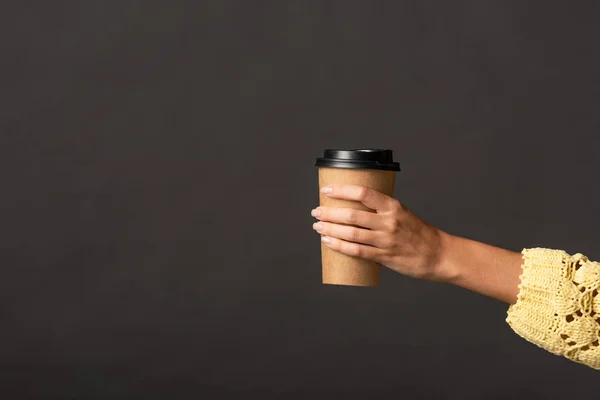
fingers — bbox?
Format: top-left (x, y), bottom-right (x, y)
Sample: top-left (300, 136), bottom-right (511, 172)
top-left (321, 184), bottom-right (396, 212)
top-left (312, 206), bottom-right (387, 230)
top-left (313, 220), bottom-right (386, 247)
top-left (320, 235), bottom-right (388, 262)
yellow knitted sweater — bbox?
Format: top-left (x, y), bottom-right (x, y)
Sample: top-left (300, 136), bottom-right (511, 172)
top-left (506, 248), bottom-right (600, 369)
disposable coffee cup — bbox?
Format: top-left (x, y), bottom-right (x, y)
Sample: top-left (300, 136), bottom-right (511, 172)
top-left (315, 149), bottom-right (401, 287)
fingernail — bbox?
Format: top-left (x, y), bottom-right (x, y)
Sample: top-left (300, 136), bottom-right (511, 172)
top-left (311, 208), bottom-right (321, 217)
top-left (313, 222), bottom-right (323, 231)
top-left (321, 186), bottom-right (332, 194)
top-left (321, 236), bottom-right (331, 245)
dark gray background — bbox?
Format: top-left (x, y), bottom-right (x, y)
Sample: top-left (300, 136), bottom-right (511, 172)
top-left (1, 1), bottom-right (599, 399)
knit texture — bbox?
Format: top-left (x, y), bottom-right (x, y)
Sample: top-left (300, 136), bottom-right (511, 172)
top-left (506, 248), bottom-right (600, 369)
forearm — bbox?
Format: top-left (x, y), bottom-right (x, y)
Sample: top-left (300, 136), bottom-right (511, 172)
top-left (436, 230), bottom-right (524, 304)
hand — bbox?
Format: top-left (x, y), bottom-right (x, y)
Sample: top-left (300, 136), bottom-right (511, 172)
top-left (311, 184), bottom-right (451, 282)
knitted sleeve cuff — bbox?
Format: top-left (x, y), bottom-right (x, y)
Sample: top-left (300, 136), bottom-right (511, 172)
top-left (506, 247), bottom-right (600, 370)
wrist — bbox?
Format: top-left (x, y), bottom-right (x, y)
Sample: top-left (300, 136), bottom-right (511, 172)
top-left (431, 230), bottom-right (464, 284)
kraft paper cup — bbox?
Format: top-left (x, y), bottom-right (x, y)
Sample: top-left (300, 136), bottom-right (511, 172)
top-left (315, 149), bottom-right (400, 287)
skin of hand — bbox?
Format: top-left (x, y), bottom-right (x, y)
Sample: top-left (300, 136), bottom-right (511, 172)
top-left (311, 184), bottom-right (524, 303)
top-left (312, 183), bottom-right (450, 282)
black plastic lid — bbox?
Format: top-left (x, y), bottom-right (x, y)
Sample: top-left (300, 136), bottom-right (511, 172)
top-left (315, 149), bottom-right (401, 171)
